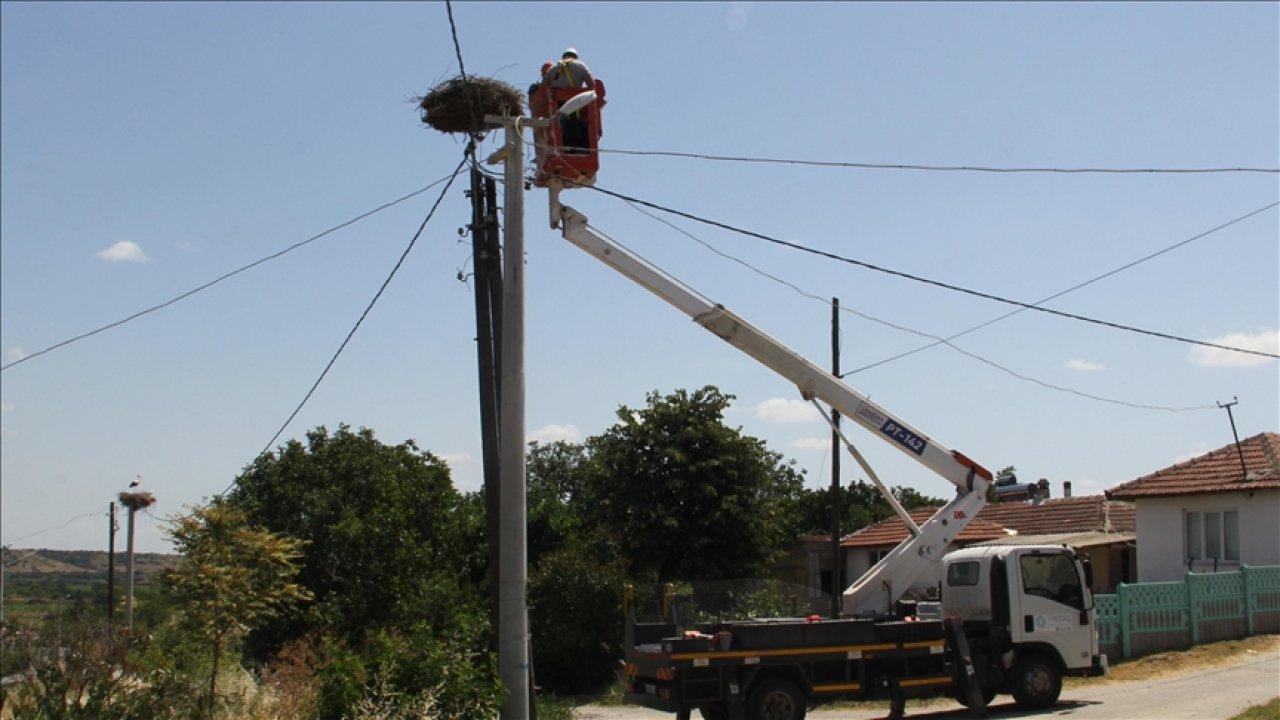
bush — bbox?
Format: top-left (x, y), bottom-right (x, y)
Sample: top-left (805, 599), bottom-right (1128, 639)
top-left (528, 542), bottom-right (627, 695)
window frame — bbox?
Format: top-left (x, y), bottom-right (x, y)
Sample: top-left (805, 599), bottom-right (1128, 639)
top-left (1184, 507), bottom-right (1241, 564)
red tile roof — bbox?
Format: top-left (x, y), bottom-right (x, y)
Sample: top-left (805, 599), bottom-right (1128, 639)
top-left (1107, 432), bottom-right (1280, 499)
top-left (979, 496), bottom-right (1135, 535)
top-left (839, 495), bottom-right (1135, 549)
top-left (840, 508), bottom-right (1011, 548)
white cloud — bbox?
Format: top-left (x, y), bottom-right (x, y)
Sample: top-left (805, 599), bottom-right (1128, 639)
top-left (725, 2), bottom-right (752, 31)
top-left (529, 423), bottom-right (583, 444)
top-left (96, 241), bottom-right (148, 263)
top-left (1065, 359), bottom-right (1106, 372)
top-left (438, 452), bottom-right (475, 469)
top-left (754, 398), bottom-right (820, 424)
top-left (789, 437), bottom-right (829, 451)
top-left (1, 401), bottom-right (13, 413)
top-left (1188, 329), bottom-right (1278, 368)
top-left (6, 347), bottom-right (25, 362)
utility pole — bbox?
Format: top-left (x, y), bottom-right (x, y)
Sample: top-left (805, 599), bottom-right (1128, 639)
top-left (486, 114), bottom-right (529, 720)
top-left (107, 502), bottom-right (117, 625)
top-left (117, 490), bottom-right (155, 632)
top-left (1217, 397), bottom-right (1249, 480)
top-left (468, 162), bottom-right (503, 644)
top-left (830, 297), bottom-right (842, 618)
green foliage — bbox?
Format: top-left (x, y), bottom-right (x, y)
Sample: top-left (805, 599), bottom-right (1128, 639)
top-left (528, 541), bottom-right (627, 694)
top-left (786, 481), bottom-right (944, 538)
top-left (583, 387), bottom-right (806, 581)
top-left (166, 502), bottom-right (311, 716)
top-left (228, 425), bottom-right (474, 648)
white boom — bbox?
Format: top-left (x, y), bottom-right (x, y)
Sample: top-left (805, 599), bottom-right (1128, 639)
top-left (558, 205), bottom-right (993, 616)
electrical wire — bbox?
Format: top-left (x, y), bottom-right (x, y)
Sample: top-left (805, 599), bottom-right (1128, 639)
top-left (535, 143), bottom-right (1280, 174)
top-left (444, 0), bottom-right (468, 79)
top-left (4, 506), bottom-right (108, 546)
top-left (218, 155), bottom-right (468, 498)
top-left (1, 175), bottom-right (460, 373)
top-left (617, 202), bottom-right (1216, 413)
top-left (576, 180), bottom-right (1279, 360)
top-left (845, 201), bottom-right (1280, 375)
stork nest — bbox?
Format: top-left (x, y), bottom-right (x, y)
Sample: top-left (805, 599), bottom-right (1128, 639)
top-left (118, 491), bottom-right (156, 511)
top-left (417, 75), bottom-right (524, 134)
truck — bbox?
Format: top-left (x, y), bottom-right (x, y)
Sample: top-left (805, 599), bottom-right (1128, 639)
top-left (548, 194), bottom-right (1108, 719)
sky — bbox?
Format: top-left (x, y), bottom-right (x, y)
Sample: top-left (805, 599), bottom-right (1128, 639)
top-left (2, 2), bottom-right (1277, 554)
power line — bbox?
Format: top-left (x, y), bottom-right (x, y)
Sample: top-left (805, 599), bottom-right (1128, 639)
top-left (222, 155), bottom-right (468, 498)
top-left (616, 203), bottom-right (1215, 413)
top-left (576, 181), bottom-right (1279, 360)
top-left (1, 175), bottom-right (460, 372)
top-left (444, 0), bottom-right (468, 79)
top-left (542, 143), bottom-right (1280, 174)
top-left (4, 506), bottom-right (107, 546)
top-left (845, 201), bottom-right (1280, 375)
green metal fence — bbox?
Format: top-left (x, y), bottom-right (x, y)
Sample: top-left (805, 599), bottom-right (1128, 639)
top-left (1095, 565), bottom-right (1280, 659)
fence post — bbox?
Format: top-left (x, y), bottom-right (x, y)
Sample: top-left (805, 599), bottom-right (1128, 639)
top-left (1186, 572), bottom-right (1199, 646)
top-left (1118, 583), bottom-right (1131, 659)
top-left (1241, 565), bottom-right (1254, 636)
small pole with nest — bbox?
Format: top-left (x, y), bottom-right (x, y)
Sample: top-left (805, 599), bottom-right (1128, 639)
top-left (118, 490), bottom-right (156, 631)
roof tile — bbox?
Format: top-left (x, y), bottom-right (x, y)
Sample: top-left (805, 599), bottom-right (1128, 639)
top-left (1107, 432), bottom-right (1280, 499)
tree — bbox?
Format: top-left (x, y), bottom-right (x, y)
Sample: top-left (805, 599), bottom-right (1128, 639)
top-left (583, 387), bottom-right (806, 582)
top-left (784, 482), bottom-right (945, 538)
top-left (165, 503), bottom-right (310, 717)
top-left (226, 425), bottom-right (480, 649)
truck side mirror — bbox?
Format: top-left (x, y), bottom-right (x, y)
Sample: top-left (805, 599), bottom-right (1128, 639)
top-left (1081, 556), bottom-right (1094, 589)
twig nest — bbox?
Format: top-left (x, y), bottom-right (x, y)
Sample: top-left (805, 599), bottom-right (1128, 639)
top-left (418, 75), bottom-right (524, 134)
top-left (118, 491), bottom-right (156, 511)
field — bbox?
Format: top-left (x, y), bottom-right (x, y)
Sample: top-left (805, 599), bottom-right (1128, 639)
top-left (3, 548), bottom-right (178, 623)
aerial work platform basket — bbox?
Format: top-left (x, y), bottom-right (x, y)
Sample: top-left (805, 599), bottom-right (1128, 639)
top-left (530, 79), bottom-right (607, 188)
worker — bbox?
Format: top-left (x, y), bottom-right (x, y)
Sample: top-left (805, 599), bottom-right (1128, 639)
top-left (545, 48), bottom-right (595, 153)
top-left (544, 48), bottom-right (594, 89)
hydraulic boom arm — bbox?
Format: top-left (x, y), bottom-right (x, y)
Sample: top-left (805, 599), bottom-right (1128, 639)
top-left (558, 205), bottom-right (992, 615)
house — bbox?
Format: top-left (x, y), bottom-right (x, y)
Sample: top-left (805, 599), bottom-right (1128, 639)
top-left (841, 509), bottom-right (1012, 597)
top-left (1106, 431), bottom-right (1280, 582)
top-left (838, 494), bottom-right (1137, 597)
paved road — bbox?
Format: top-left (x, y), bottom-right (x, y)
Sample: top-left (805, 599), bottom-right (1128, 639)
top-left (575, 648), bottom-right (1280, 720)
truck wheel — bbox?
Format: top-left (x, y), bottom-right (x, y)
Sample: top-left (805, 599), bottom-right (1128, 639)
top-left (747, 678), bottom-right (806, 720)
top-left (1010, 654), bottom-right (1061, 709)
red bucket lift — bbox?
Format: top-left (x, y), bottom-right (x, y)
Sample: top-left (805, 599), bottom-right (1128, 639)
top-left (531, 79), bottom-right (607, 188)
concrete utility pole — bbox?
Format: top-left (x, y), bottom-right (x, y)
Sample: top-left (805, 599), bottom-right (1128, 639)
top-left (1217, 397), bottom-right (1249, 480)
top-left (830, 297), bottom-right (842, 618)
top-left (486, 114), bottom-right (529, 720)
top-left (117, 490), bottom-right (155, 632)
top-left (107, 502), bottom-right (117, 625)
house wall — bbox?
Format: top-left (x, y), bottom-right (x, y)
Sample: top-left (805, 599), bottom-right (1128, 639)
top-left (1134, 490), bottom-right (1280, 582)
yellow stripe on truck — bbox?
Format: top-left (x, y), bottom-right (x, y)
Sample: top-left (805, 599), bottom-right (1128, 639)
top-left (899, 676), bottom-right (953, 688)
top-left (812, 682), bottom-right (862, 693)
top-left (668, 639), bottom-right (944, 661)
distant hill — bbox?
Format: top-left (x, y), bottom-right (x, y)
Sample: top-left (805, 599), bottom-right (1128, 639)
top-left (6, 548), bottom-right (179, 579)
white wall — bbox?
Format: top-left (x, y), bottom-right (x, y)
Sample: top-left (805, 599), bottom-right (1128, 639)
top-left (1134, 490), bottom-right (1280, 582)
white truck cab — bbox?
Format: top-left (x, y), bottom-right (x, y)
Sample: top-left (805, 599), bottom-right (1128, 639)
top-left (942, 545), bottom-right (1106, 708)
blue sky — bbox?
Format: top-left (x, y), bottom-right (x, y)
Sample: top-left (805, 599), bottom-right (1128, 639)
top-left (2, 2), bottom-right (1276, 553)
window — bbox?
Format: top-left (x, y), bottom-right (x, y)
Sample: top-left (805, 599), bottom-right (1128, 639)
top-left (1184, 509), bottom-right (1241, 563)
top-left (947, 561), bottom-right (980, 587)
top-left (1019, 553), bottom-right (1084, 610)
top-left (1205, 512), bottom-right (1222, 560)
top-left (1224, 511), bottom-right (1240, 562)
top-left (1185, 511), bottom-right (1203, 560)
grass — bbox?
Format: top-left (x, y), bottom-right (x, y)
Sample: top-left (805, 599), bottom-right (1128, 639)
top-left (1230, 698), bottom-right (1280, 720)
top-left (1066, 633), bottom-right (1280, 687)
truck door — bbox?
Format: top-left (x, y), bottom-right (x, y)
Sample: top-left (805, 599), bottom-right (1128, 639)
top-left (1010, 550), bottom-right (1094, 670)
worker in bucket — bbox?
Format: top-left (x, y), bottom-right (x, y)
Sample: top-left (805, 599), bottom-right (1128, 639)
top-left (544, 48), bottom-right (595, 153)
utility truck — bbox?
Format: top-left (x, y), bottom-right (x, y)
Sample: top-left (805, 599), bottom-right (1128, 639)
top-left (548, 194), bottom-right (1107, 720)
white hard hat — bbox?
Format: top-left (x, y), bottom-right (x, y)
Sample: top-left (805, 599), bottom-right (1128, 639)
top-left (562, 47), bottom-right (579, 59)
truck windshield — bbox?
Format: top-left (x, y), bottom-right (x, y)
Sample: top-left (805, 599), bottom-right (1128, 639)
top-left (1019, 554), bottom-right (1083, 610)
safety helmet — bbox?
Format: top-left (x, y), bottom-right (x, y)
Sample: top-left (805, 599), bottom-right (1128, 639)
top-left (562, 47), bottom-right (578, 59)
top-left (541, 61), bottom-right (553, 75)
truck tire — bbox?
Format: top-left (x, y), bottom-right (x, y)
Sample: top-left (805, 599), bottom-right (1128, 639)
top-left (699, 707), bottom-right (728, 720)
top-left (1010, 654), bottom-right (1061, 709)
top-left (747, 678), bottom-right (806, 720)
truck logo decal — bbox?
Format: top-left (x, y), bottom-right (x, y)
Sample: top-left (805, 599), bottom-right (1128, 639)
top-left (856, 403), bottom-right (886, 428)
top-left (881, 419), bottom-right (926, 456)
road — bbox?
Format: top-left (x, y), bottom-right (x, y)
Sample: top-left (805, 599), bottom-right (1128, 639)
top-left (574, 648), bottom-right (1280, 720)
